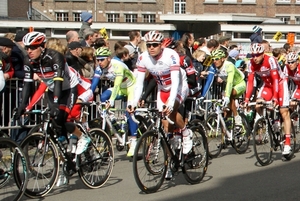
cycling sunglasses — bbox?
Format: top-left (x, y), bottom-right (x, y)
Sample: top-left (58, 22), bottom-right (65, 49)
top-left (287, 61), bottom-right (296, 64)
top-left (251, 53), bottom-right (263, 58)
top-left (25, 45), bottom-right (39, 51)
top-left (146, 43), bottom-right (160, 48)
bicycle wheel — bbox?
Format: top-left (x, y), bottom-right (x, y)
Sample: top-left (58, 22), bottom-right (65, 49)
top-left (88, 117), bottom-right (111, 137)
top-left (132, 130), bottom-right (167, 194)
top-left (182, 125), bottom-right (208, 184)
top-left (17, 132), bottom-right (59, 198)
top-left (231, 112), bottom-right (251, 154)
top-left (290, 112), bottom-right (300, 152)
top-left (205, 113), bottom-right (223, 158)
top-left (189, 119), bottom-right (207, 134)
top-left (252, 117), bottom-right (273, 166)
top-left (78, 128), bottom-right (114, 188)
top-left (0, 137), bottom-right (28, 201)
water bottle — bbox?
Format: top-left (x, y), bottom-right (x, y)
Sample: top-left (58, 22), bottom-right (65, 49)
top-left (67, 134), bottom-right (78, 153)
top-left (120, 120), bottom-right (127, 133)
top-left (273, 119), bottom-right (280, 133)
top-left (245, 110), bottom-right (254, 122)
top-left (225, 117), bottom-right (233, 129)
top-left (110, 114), bottom-right (120, 131)
top-left (58, 136), bottom-right (68, 149)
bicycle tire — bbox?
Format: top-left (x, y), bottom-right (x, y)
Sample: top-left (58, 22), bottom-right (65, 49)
top-left (132, 130), bottom-right (167, 194)
top-left (189, 119), bottom-right (207, 134)
top-left (205, 113), bottom-right (223, 158)
top-left (290, 111), bottom-right (300, 153)
top-left (78, 128), bottom-right (114, 188)
top-left (88, 117), bottom-right (111, 137)
top-left (17, 132), bottom-right (59, 198)
top-left (252, 117), bottom-right (273, 166)
top-left (182, 125), bottom-right (208, 184)
top-left (0, 137), bottom-right (28, 201)
top-left (231, 112), bottom-right (251, 154)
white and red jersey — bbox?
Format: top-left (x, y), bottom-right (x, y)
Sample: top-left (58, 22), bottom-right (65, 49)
top-left (134, 48), bottom-right (188, 108)
top-left (245, 54), bottom-right (284, 102)
top-left (283, 64), bottom-right (300, 86)
top-left (69, 67), bottom-right (93, 102)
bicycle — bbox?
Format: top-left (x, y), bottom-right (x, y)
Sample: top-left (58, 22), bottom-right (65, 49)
top-left (252, 101), bottom-right (296, 166)
top-left (132, 107), bottom-right (208, 194)
top-left (88, 102), bottom-right (150, 152)
top-left (289, 99), bottom-right (300, 153)
top-left (0, 137), bottom-right (28, 201)
top-left (15, 107), bottom-right (114, 198)
top-left (204, 99), bottom-right (250, 158)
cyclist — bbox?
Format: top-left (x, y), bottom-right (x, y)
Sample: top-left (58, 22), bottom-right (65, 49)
top-left (132, 31), bottom-right (192, 154)
top-left (211, 49), bottom-right (246, 128)
top-left (95, 46), bottom-right (138, 157)
top-left (16, 31), bottom-right (91, 155)
top-left (244, 43), bottom-right (292, 155)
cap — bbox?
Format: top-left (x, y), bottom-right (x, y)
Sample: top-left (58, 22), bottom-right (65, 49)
top-left (81, 12), bottom-right (93, 22)
top-left (124, 45), bottom-right (135, 55)
top-left (15, 30), bottom-right (28, 42)
top-left (68, 41), bottom-right (82, 50)
top-left (229, 49), bottom-right (239, 58)
top-left (253, 25), bottom-right (262, 33)
top-left (0, 37), bottom-right (15, 47)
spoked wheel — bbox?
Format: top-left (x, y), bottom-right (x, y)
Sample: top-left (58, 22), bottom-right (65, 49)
top-left (231, 113), bottom-right (251, 154)
top-left (78, 128), bottom-right (114, 188)
top-left (0, 137), bottom-right (28, 201)
top-left (252, 118), bottom-right (273, 166)
top-left (17, 132), bottom-right (59, 198)
top-left (132, 131), bottom-right (167, 194)
top-left (205, 113), bottom-right (223, 158)
top-left (290, 112), bottom-right (300, 153)
top-left (182, 126), bottom-right (208, 184)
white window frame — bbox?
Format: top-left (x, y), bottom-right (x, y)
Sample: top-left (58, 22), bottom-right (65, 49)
top-left (242, 0), bottom-right (256, 2)
top-left (73, 13), bottom-right (81, 22)
top-left (125, 14), bottom-right (138, 23)
top-left (204, 0), bottom-right (218, 3)
top-left (107, 13), bottom-right (120, 22)
top-left (142, 14), bottom-right (156, 23)
top-left (223, 0), bottom-right (237, 3)
top-left (276, 0), bottom-right (291, 2)
top-left (174, 0), bottom-right (186, 14)
top-left (277, 16), bottom-right (291, 24)
top-left (55, 12), bottom-right (69, 21)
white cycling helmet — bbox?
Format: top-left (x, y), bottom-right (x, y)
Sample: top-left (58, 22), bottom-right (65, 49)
top-left (250, 43), bottom-right (264, 54)
top-left (23, 31), bottom-right (46, 46)
top-left (144, 31), bottom-right (164, 43)
top-left (287, 52), bottom-right (298, 62)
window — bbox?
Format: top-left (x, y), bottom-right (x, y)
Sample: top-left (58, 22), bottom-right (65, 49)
top-left (276, 0), bottom-right (290, 2)
top-left (125, 14), bottom-right (137, 23)
top-left (204, 0), bottom-right (218, 3)
top-left (223, 0), bottom-right (237, 3)
top-left (142, 14), bottom-right (156, 23)
top-left (277, 16), bottom-right (290, 24)
top-left (295, 17), bottom-right (300, 24)
top-left (174, 0), bottom-right (186, 14)
top-left (56, 12), bottom-right (69, 21)
top-left (73, 13), bottom-right (81, 22)
top-left (107, 14), bottom-right (120, 22)
top-left (242, 0), bottom-right (256, 2)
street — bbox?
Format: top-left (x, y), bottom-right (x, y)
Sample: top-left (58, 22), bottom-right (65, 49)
top-left (24, 141), bottom-right (300, 201)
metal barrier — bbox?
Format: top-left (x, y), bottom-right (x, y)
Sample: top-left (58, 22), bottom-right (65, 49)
top-left (1, 78), bottom-right (227, 131)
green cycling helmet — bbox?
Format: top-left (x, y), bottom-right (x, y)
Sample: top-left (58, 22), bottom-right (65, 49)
top-left (95, 47), bottom-right (111, 57)
top-left (211, 49), bottom-right (226, 59)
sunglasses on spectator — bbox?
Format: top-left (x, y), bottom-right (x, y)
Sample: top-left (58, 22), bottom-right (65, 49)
top-left (146, 43), bottom-right (160, 48)
top-left (251, 53), bottom-right (263, 58)
top-left (288, 61), bottom-right (296, 64)
top-left (25, 46), bottom-right (39, 51)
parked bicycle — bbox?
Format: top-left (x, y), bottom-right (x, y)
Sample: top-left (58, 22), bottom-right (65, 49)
top-left (252, 101), bottom-right (296, 166)
top-left (15, 107), bottom-right (114, 198)
top-left (132, 106), bottom-right (208, 193)
top-left (0, 137), bottom-right (28, 201)
top-left (204, 99), bottom-right (250, 158)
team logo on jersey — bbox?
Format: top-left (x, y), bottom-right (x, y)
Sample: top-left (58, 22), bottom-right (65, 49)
top-left (171, 55), bottom-right (177, 64)
top-left (260, 66), bottom-right (268, 71)
top-left (53, 64), bottom-right (59, 70)
top-left (24, 65), bottom-right (31, 72)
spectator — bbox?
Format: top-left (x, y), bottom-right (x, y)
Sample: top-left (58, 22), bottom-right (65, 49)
top-left (80, 47), bottom-right (95, 78)
top-left (79, 12), bottom-right (93, 39)
top-left (227, 49), bottom-right (239, 65)
top-left (283, 43), bottom-right (292, 54)
top-left (93, 38), bottom-right (108, 49)
top-left (124, 30), bottom-right (142, 72)
top-left (81, 29), bottom-right (98, 47)
top-left (250, 25), bottom-right (263, 43)
top-left (66, 30), bottom-right (80, 44)
top-left (261, 39), bottom-right (272, 55)
top-left (193, 37), bottom-right (206, 51)
top-left (181, 32), bottom-right (195, 59)
top-left (65, 41), bottom-right (85, 73)
top-left (218, 36), bottom-right (231, 55)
